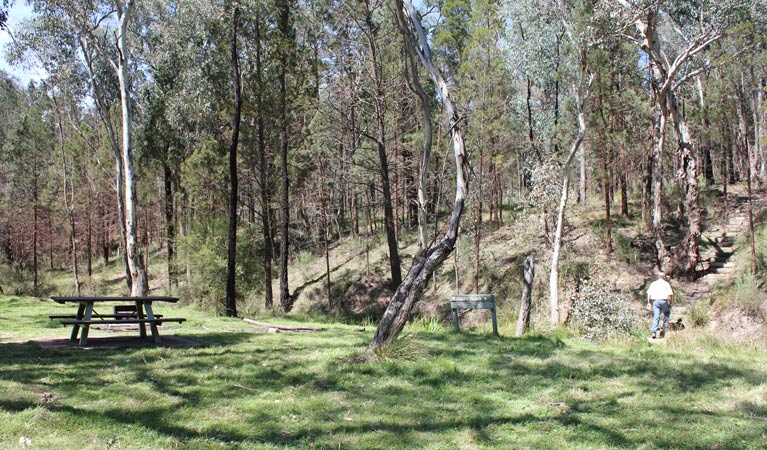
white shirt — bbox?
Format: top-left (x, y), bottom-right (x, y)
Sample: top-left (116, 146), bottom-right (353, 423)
top-left (647, 278), bottom-right (673, 301)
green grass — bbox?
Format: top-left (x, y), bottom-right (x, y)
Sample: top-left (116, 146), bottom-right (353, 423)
top-left (1, 295), bottom-right (767, 449)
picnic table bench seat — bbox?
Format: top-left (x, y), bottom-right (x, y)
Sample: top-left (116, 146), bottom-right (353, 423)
top-left (60, 317), bottom-right (185, 326)
top-left (49, 313), bottom-right (165, 319)
top-left (49, 313), bottom-right (164, 320)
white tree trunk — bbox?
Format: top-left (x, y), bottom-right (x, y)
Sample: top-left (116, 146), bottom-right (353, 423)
top-left (549, 61), bottom-right (591, 325)
top-left (115, 0), bottom-right (146, 297)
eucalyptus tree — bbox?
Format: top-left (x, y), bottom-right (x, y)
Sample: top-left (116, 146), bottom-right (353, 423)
top-left (370, 0), bottom-right (470, 350)
top-left (13, 0), bottom-right (148, 295)
top-left (0, 0), bottom-right (7, 30)
top-left (613, 0), bottom-right (746, 277)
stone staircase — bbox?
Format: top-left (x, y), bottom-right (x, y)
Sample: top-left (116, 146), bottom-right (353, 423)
top-left (700, 210), bottom-right (747, 286)
top-left (674, 195), bottom-right (755, 310)
top-left (648, 187), bottom-right (765, 342)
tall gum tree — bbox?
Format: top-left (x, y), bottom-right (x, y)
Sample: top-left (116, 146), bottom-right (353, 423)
top-left (11, 0), bottom-right (146, 295)
top-left (370, 0), bottom-right (470, 351)
top-left (613, 0), bottom-right (741, 277)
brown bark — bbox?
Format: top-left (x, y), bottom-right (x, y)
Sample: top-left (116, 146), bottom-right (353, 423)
top-left (362, 0), bottom-right (402, 288)
top-left (515, 256), bottom-right (534, 337)
top-left (225, 5), bottom-right (242, 318)
top-left (255, 8), bottom-right (273, 309)
top-left (278, 0), bottom-right (292, 312)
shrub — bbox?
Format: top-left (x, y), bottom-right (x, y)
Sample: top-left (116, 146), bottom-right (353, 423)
top-left (567, 275), bottom-right (637, 342)
top-left (179, 219), bottom-right (264, 313)
top-left (688, 301), bottom-right (711, 327)
top-left (728, 272), bottom-right (767, 321)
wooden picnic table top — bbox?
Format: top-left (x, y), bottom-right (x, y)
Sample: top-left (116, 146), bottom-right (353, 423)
top-left (51, 296), bottom-right (179, 304)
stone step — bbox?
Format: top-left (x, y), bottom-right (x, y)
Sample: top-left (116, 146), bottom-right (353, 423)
top-left (714, 236), bottom-right (736, 245)
top-left (710, 261), bottom-right (735, 269)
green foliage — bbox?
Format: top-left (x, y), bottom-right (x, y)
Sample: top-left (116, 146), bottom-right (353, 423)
top-left (179, 219), bottom-right (263, 313)
top-left (725, 272), bottom-right (767, 320)
top-left (688, 300), bottom-right (711, 328)
top-left (411, 315), bottom-right (446, 333)
top-left (568, 276), bottom-right (638, 342)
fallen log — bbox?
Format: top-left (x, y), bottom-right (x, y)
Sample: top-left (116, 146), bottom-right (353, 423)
top-left (242, 318), bottom-right (326, 332)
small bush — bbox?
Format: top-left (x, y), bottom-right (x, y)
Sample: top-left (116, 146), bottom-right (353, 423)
top-left (568, 276), bottom-right (637, 342)
top-left (728, 272), bottom-right (767, 320)
top-left (688, 301), bottom-right (711, 327)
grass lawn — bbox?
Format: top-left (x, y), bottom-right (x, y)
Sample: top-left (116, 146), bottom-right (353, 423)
top-left (1, 295), bottom-right (766, 449)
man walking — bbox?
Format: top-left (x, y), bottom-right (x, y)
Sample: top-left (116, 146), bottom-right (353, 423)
top-left (646, 271), bottom-right (673, 338)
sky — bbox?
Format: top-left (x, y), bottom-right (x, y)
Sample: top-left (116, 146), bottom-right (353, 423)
top-left (0, 0), bottom-right (44, 86)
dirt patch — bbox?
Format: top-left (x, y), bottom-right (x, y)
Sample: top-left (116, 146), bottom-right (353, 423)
top-left (708, 307), bottom-right (767, 347)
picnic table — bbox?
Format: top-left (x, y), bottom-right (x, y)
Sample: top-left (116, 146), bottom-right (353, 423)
top-left (50, 296), bottom-right (186, 346)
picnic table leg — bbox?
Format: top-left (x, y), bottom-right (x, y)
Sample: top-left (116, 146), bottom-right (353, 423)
top-left (135, 301), bottom-right (147, 338)
top-left (70, 303), bottom-right (85, 342)
top-left (78, 302), bottom-right (94, 346)
top-left (144, 302), bottom-right (162, 344)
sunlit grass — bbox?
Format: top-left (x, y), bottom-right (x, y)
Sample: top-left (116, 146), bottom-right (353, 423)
top-left (2, 295), bottom-right (767, 449)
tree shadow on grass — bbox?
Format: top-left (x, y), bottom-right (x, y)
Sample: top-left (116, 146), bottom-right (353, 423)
top-left (2, 332), bottom-right (766, 448)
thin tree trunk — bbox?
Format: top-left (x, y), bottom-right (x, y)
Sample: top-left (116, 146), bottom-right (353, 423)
top-left (515, 255), bottom-right (534, 337)
top-left (278, 0), bottom-right (292, 312)
top-left (550, 62), bottom-right (591, 325)
top-left (225, 5), bottom-right (242, 318)
top-left (86, 190), bottom-right (92, 277)
top-left (163, 159), bottom-right (176, 291)
top-left (473, 144), bottom-right (484, 294)
top-left (398, 11), bottom-right (433, 256)
top-left (363, 1), bottom-right (402, 288)
top-left (604, 147), bottom-right (613, 254)
top-left (255, 9), bottom-right (273, 309)
top-left (620, 173), bottom-right (628, 218)
top-left (79, 34), bottom-right (132, 292)
top-left (33, 165), bottom-right (38, 293)
top-left (579, 144), bottom-right (587, 205)
top-left (53, 94), bottom-right (81, 295)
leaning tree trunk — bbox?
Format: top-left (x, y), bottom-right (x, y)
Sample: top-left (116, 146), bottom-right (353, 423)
top-left (369, 0), bottom-right (470, 351)
top-left (515, 256), bottom-right (534, 337)
top-left (396, 10), bottom-right (433, 256)
top-left (79, 35), bottom-right (132, 292)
